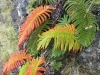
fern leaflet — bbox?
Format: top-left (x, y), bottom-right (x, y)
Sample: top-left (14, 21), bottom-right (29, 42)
top-left (18, 62), bottom-right (29, 75)
top-left (58, 15), bottom-right (71, 26)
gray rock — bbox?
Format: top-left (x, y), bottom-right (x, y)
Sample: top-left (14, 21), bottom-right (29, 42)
top-left (11, 0), bottom-right (30, 32)
top-left (79, 32), bottom-right (100, 73)
top-left (98, 40), bottom-right (100, 48)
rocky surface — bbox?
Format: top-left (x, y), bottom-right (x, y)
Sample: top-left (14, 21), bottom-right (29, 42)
top-left (51, 0), bottom-right (66, 27)
top-left (79, 32), bottom-right (100, 74)
top-left (92, 5), bottom-right (100, 27)
top-left (11, 0), bottom-right (30, 32)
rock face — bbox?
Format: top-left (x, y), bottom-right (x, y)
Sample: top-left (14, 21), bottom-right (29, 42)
top-left (11, 0), bottom-right (30, 32)
top-left (92, 5), bottom-right (100, 27)
top-left (79, 32), bottom-right (100, 73)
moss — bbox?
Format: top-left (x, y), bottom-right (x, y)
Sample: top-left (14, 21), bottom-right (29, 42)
top-left (0, 0), bottom-right (18, 62)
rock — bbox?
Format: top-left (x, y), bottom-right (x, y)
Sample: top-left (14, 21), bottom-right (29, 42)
top-left (92, 5), bottom-right (100, 27)
top-left (79, 32), bottom-right (100, 73)
top-left (51, 0), bottom-right (66, 27)
top-left (11, 0), bottom-right (30, 32)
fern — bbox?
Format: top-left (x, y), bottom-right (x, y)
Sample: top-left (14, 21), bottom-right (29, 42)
top-left (28, 0), bottom-right (55, 13)
top-left (18, 5), bottom-right (54, 47)
top-left (64, 0), bottom-right (98, 47)
top-left (27, 20), bottom-right (50, 55)
top-left (25, 55), bottom-right (46, 75)
top-left (19, 62), bottom-right (29, 75)
top-left (58, 15), bottom-right (71, 26)
top-left (37, 24), bottom-right (82, 51)
top-left (37, 0), bottom-right (54, 5)
top-left (45, 0), bottom-right (54, 4)
top-left (28, 0), bottom-right (37, 13)
top-left (53, 62), bottom-right (62, 71)
top-left (2, 50), bottom-right (32, 75)
top-left (51, 49), bottom-right (66, 57)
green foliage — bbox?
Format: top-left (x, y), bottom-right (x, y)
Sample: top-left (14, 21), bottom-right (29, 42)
top-left (18, 62), bottom-right (29, 75)
top-left (0, 25), bottom-right (18, 62)
top-left (0, 0), bottom-right (18, 62)
top-left (37, 0), bottom-right (54, 5)
top-left (0, 0), bottom-right (13, 23)
top-left (58, 15), bottom-right (71, 26)
top-left (27, 20), bottom-right (50, 55)
top-left (92, 0), bottom-right (100, 4)
top-left (51, 49), bottom-right (66, 58)
top-left (28, 0), bottom-right (55, 13)
top-left (64, 0), bottom-right (98, 47)
top-left (53, 62), bottom-right (62, 71)
top-left (28, 0), bottom-right (37, 13)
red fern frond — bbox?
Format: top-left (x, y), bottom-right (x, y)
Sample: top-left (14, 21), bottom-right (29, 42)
top-left (2, 50), bottom-right (32, 75)
top-left (25, 55), bottom-right (46, 75)
top-left (18, 5), bottom-right (54, 47)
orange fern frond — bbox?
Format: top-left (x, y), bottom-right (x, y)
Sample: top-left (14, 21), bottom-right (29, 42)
top-left (18, 5), bottom-right (54, 47)
top-left (2, 50), bottom-right (32, 75)
top-left (25, 55), bottom-right (46, 75)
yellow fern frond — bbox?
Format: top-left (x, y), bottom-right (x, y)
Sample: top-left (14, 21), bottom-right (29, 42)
top-left (37, 24), bottom-right (82, 51)
top-left (18, 5), bottom-right (54, 47)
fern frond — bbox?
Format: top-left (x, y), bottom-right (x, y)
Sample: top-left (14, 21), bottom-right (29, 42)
top-left (64, 0), bottom-right (98, 47)
top-left (27, 20), bottom-right (50, 55)
top-left (25, 55), bottom-right (46, 75)
top-left (52, 49), bottom-right (66, 57)
top-left (2, 50), bottom-right (32, 75)
top-left (28, 0), bottom-right (37, 13)
top-left (58, 15), bottom-right (71, 26)
top-left (45, 0), bottom-right (54, 4)
top-left (37, 0), bottom-right (54, 5)
top-left (18, 5), bottom-right (54, 47)
top-left (37, 24), bottom-right (82, 51)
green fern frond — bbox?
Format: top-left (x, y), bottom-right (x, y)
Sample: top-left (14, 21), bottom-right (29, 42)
top-left (57, 15), bottom-right (71, 26)
top-left (64, 0), bottom-right (98, 47)
top-left (28, 0), bottom-right (37, 13)
top-left (37, 0), bottom-right (54, 5)
top-left (27, 20), bottom-right (50, 55)
top-left (52, 49), bottom-right (66, 57)
top-left (53, 62), bottom-right (62, 71)
top-left (18, 62), bottom-right (29, 75)
top-left (37, 24), bottom-right (82, 52)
